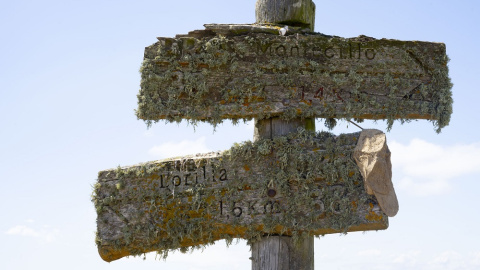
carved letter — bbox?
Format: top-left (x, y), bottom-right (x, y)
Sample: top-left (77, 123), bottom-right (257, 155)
top-left (365, 48), bottom-right (376, 60)
top-left (325, 46), bottom-right (335, 58)
top-left (257, 42), bottom-right (272, 55)
top-left (313, 47), bottom-right (322, 57)
top-left (184, 173), bottom-right (191, 186)
top-left (276, 45), bottom-right (286, 57)
top-left (303, 45), bottom-right (312, 58)
top-left (232, 202), bottom-right (242, 217)
top-left (248, 201), bottom-right (257, 215)
top-left (290, 46), bottom-right (300, 57)
top-left (315, 201), bottom-right (325, 214)
top-left (330, 201), bottom-right (342, 214)
top-left (160, 174), bottom-right (167, 188)
top-left (264, 201), bottom-right (281, 214)
top-left (172, 175), bottom-right (181, 186)
top-left (219, 169), bottom-right (228, 181)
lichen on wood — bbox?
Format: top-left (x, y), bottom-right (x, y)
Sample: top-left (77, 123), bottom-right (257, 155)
top-left (136, 24), bottom-right (453, 132)
top-left (93, 129), bottom-right (388, 262)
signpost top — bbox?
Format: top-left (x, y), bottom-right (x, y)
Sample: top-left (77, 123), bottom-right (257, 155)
top-left (256, 0), bottom-right (316, 31)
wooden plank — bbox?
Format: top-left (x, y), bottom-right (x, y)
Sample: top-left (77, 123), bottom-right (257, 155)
top-left (93, 130), bottom-right (388, 262)
top-left (137, 24), bottom-right (452, 131)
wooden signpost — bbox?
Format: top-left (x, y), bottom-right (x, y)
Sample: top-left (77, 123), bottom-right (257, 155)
top-left (93, 0), bottom-right (452, 269)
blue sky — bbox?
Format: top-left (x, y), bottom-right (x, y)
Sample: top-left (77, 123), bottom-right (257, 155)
top-left (1, 0), bottom-right (479, 269)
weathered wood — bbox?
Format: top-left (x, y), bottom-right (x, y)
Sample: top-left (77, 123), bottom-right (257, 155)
top-left (137, 24), bottom-right (452, 130)
top-left (256, 0), bottom-right (316, 31)
top-left (253, 117), bottom-right (315, 141)
top-left (251, 235), bottom-right (314, 270)
top-left (252, 117), bottom-right (315, 270)
top-left (93, 130), bottom-right (390, 262)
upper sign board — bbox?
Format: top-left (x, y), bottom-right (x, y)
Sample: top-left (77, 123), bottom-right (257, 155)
top-left (137, 24), bottom-right (452, 131)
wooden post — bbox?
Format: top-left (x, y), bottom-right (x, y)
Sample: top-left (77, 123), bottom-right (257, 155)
top-left (254, 2), bottom-right (317, 269)
top-left (252, 118), bottom-right (316, 270)
top-left (252, 235), bottom-right (314, 270)
top-left (252, 118), bottom-right (315, 270)
top-left (253, 117), bottom-right (315, 141)
top-left (256, 0), bottom-right (316, 31)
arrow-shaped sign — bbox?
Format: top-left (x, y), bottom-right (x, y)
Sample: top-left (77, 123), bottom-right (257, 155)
top-left (137, 24), bottom-right (452, 131)
top-left (93, 129), bottom-right (395, 261)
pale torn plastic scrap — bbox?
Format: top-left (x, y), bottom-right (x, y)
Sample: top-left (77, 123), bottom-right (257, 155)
top-left (353, 129), bottom-right (399, 217)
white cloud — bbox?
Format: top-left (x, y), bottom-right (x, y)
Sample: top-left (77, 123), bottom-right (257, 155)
top-left (149, 137), bottom-right (211, 159)
top-left (357, 249), bottom-right (382, 256)
top-left (389, 139), bottom-right (480, 196)
top-left (430, 250), bottom-right (461, 264)
top-left (144, 130), bottom-right (154, 137)
top-left (6, 225), bottom-right (58, 242)
top-left (393, 250), bottom-right (421, 266)
top-left (244, 120), bottom-right (254, 131)
top-left (125, 240), bottom-right (250, 269)
top-left (396, 177), bottom-right (450, 197)
top-left (470, 251), bottom-right (480, 266)
top-left (7, 225), bottom-right (39, 237)
top-left (389, 250), bottom-right (480, 270)
top-left (391, 250), bottom-right (480, 270)
top-left (428, 250), bottom-right (466, 269)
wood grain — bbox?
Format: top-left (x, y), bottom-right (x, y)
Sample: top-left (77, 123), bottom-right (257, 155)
top-left (255, 0), bottom-right (316, 31)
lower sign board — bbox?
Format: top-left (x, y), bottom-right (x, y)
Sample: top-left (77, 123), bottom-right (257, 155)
top-left (93, 130), bottom-right (389, 262)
